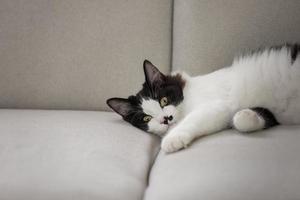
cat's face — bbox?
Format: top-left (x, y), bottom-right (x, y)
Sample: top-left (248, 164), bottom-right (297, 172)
top-left (107, 60), bottom-right (185, 136)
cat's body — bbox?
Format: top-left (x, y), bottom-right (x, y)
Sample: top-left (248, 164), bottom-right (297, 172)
top-left (182, 45), bottom-right (300, 125)
top-left (107, 44), bottom-right (300, 153)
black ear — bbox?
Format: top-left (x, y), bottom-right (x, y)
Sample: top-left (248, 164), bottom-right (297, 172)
top-left (143, 60), bottom-right (166, 88)
top-left (106, 98), bottom-right (133, 117)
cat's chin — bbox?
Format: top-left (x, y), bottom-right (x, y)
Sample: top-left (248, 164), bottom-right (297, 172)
top-left (149, 125), bottom-right (169, 137)
top-left (150, 122), bottom-right (178, 137)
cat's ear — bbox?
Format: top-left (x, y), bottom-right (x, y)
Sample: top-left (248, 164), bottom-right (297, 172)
top-left (143, 60), bottom-right (166, 88)
top-left (106, 98), bottom-right (133, 117)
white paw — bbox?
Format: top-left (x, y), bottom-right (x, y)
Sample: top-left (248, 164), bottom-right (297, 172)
top-left (161, 131), bottom-right (194, 153)
top-left (233, 109), bottom-right (265, 133)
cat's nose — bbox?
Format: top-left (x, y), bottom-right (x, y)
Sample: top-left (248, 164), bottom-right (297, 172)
top-left (163, 117), bottom-right (168, 124)
top-left (163, 115), bottom-right (173, 124)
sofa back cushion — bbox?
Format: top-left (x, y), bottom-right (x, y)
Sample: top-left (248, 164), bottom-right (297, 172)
top-left (0, 0), bottom-right (172, 110)
top-left (172, 0), bottom-right (300, 75)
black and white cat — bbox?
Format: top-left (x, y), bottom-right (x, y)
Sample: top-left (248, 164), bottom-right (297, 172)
top-left (107, 44), bottom-right (300, 153)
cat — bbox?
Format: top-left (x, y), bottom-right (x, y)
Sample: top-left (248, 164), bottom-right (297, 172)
top-left (107, 43), bottom-right (300, 153)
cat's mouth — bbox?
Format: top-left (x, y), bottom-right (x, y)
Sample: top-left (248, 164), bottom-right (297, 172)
top-left (149, 123), bottom-right (170, 137)
top-left (161, 123), bottom-right (176, 131)
top-left (158, 122), bottom-right (177, 137)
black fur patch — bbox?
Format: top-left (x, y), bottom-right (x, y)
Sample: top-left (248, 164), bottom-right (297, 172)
top-left (106, 96), bottom-right (149, 131)
top-left (290, 43), bottom-right (300, 64)
top-left (251, 107), bottom-right (279, 129)
top-left (267, 43), bottom-right (299, 64)
top-left (138, 60), bottom-right (185, 106)
top-left (122, 97), bottom-right (149, 131)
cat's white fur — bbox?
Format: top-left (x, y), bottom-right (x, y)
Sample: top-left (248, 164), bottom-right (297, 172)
top-left (161, 47), bottom-right (300, 153)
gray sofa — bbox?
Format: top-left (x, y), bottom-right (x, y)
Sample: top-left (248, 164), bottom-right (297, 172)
top-left (0, 1), bottom-right (300, 199)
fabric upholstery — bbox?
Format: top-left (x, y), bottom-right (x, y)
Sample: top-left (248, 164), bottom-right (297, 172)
top-left (0, 109), bottom-right (160, 200)
top-left (172, 0), bottom-right (300, 75)
top-left (0, 0), bottom-right (172, 110)
top-left (144, 126), bottom-right (300, 200)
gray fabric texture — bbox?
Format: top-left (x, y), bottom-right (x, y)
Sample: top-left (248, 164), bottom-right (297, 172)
top-left (172, 0), bottom-right (300, 75)
top-left (0, 0), bottom-right (172, 111)
top-left (0, 109), bottom-right (160, 200)
top-left (144, 126), bottom-right (300, 200)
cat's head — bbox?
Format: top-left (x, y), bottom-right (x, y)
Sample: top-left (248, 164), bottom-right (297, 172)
top-left (106, 60), bottom-right (185, 136)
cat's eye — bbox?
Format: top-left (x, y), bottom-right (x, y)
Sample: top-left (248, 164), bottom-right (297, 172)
top-left (143, 115), bottom-right (152, 122)
top-left (160, 97), bottom-right (168, 107)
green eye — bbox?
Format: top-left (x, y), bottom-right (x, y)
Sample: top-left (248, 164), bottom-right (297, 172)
top-left (160, 97), bottom-right (168, 107)
top-left (143, 115), bottom-right (152, 122)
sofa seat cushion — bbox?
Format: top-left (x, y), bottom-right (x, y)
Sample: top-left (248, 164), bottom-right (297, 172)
top-left (145, 126), bottom-right (300, 200)
top-left (0, 109), bottom-right (160, 200)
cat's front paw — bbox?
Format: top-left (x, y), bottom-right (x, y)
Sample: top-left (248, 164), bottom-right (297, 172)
top-left (161, 131), bottom-right (194, 153)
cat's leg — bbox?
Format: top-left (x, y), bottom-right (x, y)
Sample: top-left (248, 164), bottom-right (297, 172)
top-left (161, 104), bottom-right (233, 153)
top-left (232, 107), bottom-right (279, 133)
